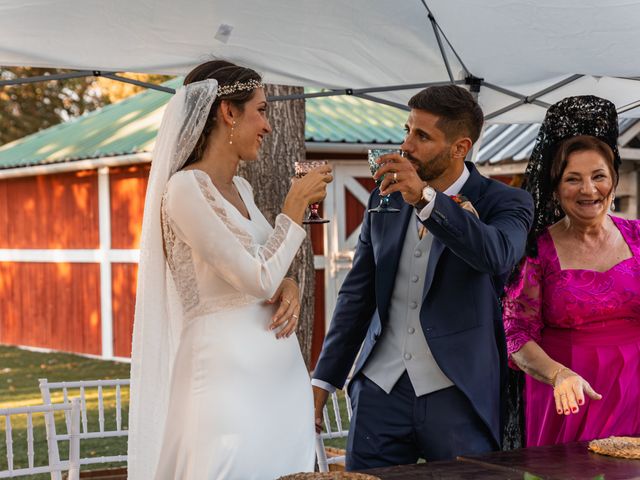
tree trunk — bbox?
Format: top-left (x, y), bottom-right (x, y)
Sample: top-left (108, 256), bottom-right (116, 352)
top-left (237, 84), bottom-right (315, 369)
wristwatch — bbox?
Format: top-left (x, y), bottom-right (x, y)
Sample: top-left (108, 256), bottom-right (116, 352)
top-left (413, 184), bottom-right (436, 210)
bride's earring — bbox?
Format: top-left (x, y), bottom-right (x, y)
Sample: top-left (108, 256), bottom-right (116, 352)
top-left (611, 192), bottom-right (616, 211)
top-left (229, 120), bottom-right (236, 145)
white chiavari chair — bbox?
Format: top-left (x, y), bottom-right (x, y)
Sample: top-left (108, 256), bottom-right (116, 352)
top-left (39, 378), bottom-right (129, 479)
top-left (0, 398), bottom-right (80, 479)
top-left (315, 389), bottom-right (352, 472)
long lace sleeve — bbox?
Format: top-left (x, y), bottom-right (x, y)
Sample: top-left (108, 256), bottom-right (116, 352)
top-left (164, 170), bottom-right (306, 300)
top-left (503, 255), bottom-right (544, 363)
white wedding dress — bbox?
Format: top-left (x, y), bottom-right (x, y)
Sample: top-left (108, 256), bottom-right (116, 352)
top-left (153, 169), bottom-right (315, 479)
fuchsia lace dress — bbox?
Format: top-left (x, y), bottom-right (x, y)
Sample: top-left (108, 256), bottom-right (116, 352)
top-left (503, 216), bottom-right (640, 447)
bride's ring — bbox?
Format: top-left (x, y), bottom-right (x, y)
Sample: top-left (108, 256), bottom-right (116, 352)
top-left (393, 172), bottom-right (398, 183)
top-left (284, 299), bottom-right (291, 305)
top-left (292, 315), bottom-right (298, 319)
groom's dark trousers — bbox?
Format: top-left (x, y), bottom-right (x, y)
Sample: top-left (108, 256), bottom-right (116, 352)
top-left (347, 372), bottom-right (494, 469)
top-left (313, 163), bottom-right (534, 470)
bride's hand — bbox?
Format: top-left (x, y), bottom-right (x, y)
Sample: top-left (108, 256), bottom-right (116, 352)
top-left (266, 277), bottom-right (301, 339)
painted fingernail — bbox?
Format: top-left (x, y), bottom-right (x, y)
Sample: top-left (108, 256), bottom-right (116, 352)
top-left (572, 407), bottom-right (578, 413)
top-left (578, 399), bottom-right (584, 405)
top-left (557, 409), bottom-right (562, 414)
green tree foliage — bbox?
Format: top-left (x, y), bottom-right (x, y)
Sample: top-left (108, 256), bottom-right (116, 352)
top-left (0, 67), bottom-right (173, 146)
top-left (0, 67), bottom-right (108, 146)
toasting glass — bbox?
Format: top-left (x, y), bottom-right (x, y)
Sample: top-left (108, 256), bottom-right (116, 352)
top-left (368, 148), bottom-right (401, 213)
top-left (294, 160), bottom-right (330, 224)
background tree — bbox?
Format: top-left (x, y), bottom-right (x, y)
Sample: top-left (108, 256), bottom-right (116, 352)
top-left (237, 84), bottom-right (316, 368)
top-left (0, 67), bottom-right (171, 146)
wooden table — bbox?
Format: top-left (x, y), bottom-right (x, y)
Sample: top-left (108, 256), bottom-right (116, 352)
top-left (362, 442), bottom-right (640, 479)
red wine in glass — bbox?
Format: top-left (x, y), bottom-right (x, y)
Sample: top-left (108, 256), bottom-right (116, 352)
top-left (294, 160), bottom-right (330, 224)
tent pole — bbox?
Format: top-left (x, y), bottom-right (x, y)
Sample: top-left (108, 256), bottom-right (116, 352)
top-left (484, 74), bottom-right (583, 121)
top-left (99, 73), bottom-right (175, 94)
top-left (0, 69), bottom-right (175, 93)
top-left (353, 93), bottom-right (410, 111)
top-left (617, 98), bottom-right (640, 114)
top-left (419, 0), bottom-right (472, 77)
top-left (426, 10), bottom-right (454, 81)
top-left (0, 70), bottom-right (99, 87)
top-left (267, 80), bottom-right (465, 102)
top-left (483, 82), bottom-right (550, 108)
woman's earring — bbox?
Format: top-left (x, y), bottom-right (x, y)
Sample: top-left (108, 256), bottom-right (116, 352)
top-left (229, 120), bottom-right (236, 145)
top-left (611, 193), bottom-right (616, 211)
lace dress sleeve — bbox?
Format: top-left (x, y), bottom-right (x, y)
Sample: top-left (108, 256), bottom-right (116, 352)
top-left (164, 170), bottom-right (306, 299)
top-left (503, 255), bottom-right (544, 366)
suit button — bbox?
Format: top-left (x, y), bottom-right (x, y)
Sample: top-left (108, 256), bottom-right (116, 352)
top-left (414, 250), bottom-right (422, 258)
top-left (411, 275), bottom-right (419, 283)
top-left (410, 301), bottom-right (418, 309)
top-left (404, 353), bottom-right (412, 360)
top-left (407, 327), bottom-right (415, 334)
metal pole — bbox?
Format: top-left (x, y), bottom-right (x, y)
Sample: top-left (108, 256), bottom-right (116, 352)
top-left (0, 70), bottom-right (99, 87)
top-left (267, 80), bottom-right (465, 102)
top-left (100, 73), bottom-right (175, 94)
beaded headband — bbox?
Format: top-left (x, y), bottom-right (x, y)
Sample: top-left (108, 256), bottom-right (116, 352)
top-left (217, 79), bottom-right (264, 97)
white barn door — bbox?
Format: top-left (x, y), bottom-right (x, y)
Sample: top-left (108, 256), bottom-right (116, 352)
top-left (322, 160), bottom-right (372, 331)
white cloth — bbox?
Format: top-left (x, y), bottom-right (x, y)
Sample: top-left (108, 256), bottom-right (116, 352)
top-left (154, 170), bottom-right (315, 479)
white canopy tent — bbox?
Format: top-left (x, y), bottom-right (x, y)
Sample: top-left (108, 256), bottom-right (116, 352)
top-left (2, 0), bottom-right (640, 122)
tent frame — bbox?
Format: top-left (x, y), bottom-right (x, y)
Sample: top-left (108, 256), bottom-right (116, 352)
top-left (1, 2), bottom-right (637, 119)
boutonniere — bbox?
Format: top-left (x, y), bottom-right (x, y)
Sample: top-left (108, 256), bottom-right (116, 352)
top-left (450, 194), bottom-right (479, 218)
top-left (449, 194), bottom-right (469, 205)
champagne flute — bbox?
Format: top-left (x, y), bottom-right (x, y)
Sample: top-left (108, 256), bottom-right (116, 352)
top-left (294, 160), bottom-right (330, 224)
top-left (368, 148), bottom-right (401, 213)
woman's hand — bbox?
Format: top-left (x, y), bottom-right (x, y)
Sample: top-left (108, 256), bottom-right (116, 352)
top-left (553, 368), bottom-right (602, 415)
top-left (266, 277), bottom-right (301, 339)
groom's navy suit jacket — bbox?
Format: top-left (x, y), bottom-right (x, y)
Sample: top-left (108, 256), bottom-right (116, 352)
top-left (314, 162), bottom-right (534, 445)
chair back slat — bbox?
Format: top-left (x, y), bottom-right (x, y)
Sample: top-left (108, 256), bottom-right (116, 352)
top-left (4, 416), bottom-right (13, 472)
top-left (331, 393), bottom-right (342, 432)
top-left (97, 386), bottom-right (104, 433)
top-left (115, 385), bottom-right (122, 431)
top-left (346, 391), bottom-right (353, 420)
top-left (80, 386), bottom-right (88, 434)
top-left (322, 407), bottom-right (333, 436)
top-left (26, 413), bottom-right (34, 469)
top-left (62, 388), bottom-right (71, 434)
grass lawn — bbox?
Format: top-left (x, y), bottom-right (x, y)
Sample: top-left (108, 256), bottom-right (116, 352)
top-left (0, 345), bottom-right (130, 478)
top-left (0, 344), bottom-right (350, 477)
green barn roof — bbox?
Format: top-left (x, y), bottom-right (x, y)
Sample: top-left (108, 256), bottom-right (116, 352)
top-left (0, 78), bottom-right (407, 170)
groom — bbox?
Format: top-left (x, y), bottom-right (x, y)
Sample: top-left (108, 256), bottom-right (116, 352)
top-left (312, 85), bottom-right (534, 470)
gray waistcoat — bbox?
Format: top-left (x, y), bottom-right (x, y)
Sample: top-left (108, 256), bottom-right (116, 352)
top-left (362, 219), bottom-right (453, 396)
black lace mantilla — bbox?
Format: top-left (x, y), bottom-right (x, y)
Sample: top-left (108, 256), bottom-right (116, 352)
top-left (523, 95), bottom-right (620, 259)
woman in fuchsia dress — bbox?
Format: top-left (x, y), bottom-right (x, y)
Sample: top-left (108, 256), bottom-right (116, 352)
top-left (503, 96), bottom-right (640, 447)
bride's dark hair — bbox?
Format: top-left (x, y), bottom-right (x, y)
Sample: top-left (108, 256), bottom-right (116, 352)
top-left (182, 60), bottom-right (262, 168)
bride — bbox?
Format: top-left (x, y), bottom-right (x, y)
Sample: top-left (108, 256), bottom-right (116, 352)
top-left (127, 60), bottom-right (332, 479)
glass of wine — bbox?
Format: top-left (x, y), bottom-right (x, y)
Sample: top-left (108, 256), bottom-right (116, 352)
top-left (294, 160), bottom-right (330, 224)
top-left (368, 148), bottom-right (401, 213)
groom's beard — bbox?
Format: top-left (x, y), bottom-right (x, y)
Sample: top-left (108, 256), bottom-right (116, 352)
top-left (407, 149), bottom-right (450, 182)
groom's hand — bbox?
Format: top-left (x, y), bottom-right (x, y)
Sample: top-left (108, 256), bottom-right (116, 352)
top-left (374, 152), bottom-right (424, 205)
top-left (312, 385), bottom-right (329, 433)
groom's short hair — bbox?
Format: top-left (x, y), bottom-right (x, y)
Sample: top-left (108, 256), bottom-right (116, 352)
top-left (409, 85), bottom-right (483, 144)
